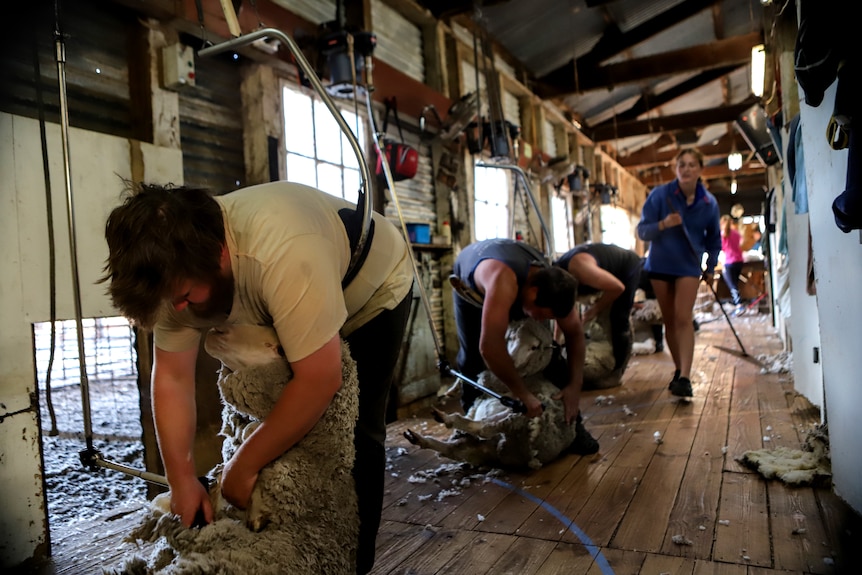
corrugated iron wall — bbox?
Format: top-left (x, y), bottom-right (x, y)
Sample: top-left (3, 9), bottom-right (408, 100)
top-left (371, 0), bottom-right (425, 84)
top-left (0, 1), bottom-right (135, 140)
top-left (177, 45), bottom-right (245, 193)
top-left (271, 0), bottom-right (336, 25)
top-left (382, 117), bottom-right (445, 347)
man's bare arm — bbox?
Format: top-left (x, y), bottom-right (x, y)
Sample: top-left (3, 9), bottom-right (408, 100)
top-left (568, 253), bottom-right (624, 323)
top-left (153, 344), bottom-right (212, 526)
top-left (554, 309), bottom-right (586, 424)
top-left (473, 260), bottom-right (543, 417)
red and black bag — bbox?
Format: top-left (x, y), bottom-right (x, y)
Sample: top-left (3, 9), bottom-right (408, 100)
top-left (375, 97), bottom-right (419, 182)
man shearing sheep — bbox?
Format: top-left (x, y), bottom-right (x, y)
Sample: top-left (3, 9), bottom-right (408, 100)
top-left (450, 238), bottom-right (599, 455)
top-left (100, 181), bottom-right (414, 575)
top-left (553, 243), bottom-right (644, 379)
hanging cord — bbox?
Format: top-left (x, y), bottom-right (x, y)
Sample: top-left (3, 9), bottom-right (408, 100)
top-left (515, 177), bottom-right (539, 244)
top-left (477, 25), bottom-right (499, 154)
top-left (364, 94), bottom-right (444, 359)
top-left (480, 25), bottom-right (506, 158)
top-left (471, 26), bottom-right (483, 149)
top-left (33, 23), bottom-right (59, 437)
top-left (346, 32), bottom-right (362, 134)
top-left (51, 0), bottom-right (97, 464)
top-left (193, 0), bottom-right (210, 49)
top-left (248, 0), bottom-right (265, 29)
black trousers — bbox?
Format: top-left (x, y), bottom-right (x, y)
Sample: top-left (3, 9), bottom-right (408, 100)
top-left (453, 292), bottom-right (487, 411)
top-left (607, 271), bottom-right (641, 370)
top-left (344, 290), bottom-right (412, 575)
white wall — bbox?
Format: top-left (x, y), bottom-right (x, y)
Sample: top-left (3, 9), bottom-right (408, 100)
top-left (798, 84), bottom-right (862, 513)
top-left (783, 156), bottom-right (824, 411)
top-left (0, 112), bottom-right (182, 567)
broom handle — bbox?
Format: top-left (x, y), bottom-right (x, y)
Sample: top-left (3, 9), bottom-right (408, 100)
top-left (664, 197), bottom-right (749, 356)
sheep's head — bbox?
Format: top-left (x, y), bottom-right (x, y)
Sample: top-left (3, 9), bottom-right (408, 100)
top-left (506, 319), bottom-right (554, 376)
top-left (205, 324), bottom-right (284, 372)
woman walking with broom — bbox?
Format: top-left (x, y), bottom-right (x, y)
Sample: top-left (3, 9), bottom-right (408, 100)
top-left (637, 148), bottom-right (721, 397)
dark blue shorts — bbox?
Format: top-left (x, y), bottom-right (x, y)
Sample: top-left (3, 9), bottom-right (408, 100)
top-left (648, 271), bottom-right (684, 283)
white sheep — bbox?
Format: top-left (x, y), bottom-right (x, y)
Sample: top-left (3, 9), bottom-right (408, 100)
top-left (631, 295), bottom-right (663, 355)
top-left (403, 319), bottom-right (579, 470)
top-left (581, 307), bottom-right (623, 389)
top-left (105, 325), bottom-right (360, 575)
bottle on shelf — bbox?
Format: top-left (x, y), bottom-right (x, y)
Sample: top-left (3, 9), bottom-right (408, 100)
top-left (440, 220), bottom-right (452, 245)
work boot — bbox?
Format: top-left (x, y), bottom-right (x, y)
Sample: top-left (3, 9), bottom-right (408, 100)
top-left (668, 369), bottom-right (681, 389)
top-left (568, 413), bottom-right (600, 455)
top-left (670, 376), bottom-right (693, 397)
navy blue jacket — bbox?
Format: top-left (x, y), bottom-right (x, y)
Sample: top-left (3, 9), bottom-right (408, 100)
top-left (637, 180), bottom-right (721, 277)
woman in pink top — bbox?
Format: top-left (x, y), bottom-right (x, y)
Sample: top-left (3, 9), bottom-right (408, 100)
top-left (720, 215), bottom-right (745, 308)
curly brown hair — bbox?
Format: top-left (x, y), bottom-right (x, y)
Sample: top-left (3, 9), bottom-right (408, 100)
top-left (99, 182), bottom-right (225, 329)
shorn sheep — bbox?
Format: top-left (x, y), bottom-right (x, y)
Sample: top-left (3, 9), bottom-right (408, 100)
top-left (105, 324), bottom-right (360, 575)
top-left (403, 319), bottom-right (580, 470)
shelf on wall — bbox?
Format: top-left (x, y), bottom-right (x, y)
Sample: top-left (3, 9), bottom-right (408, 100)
top-left (411, 243), bottom-right (452, 252)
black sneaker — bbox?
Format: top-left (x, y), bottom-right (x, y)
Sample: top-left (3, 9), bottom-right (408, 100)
top-left (569, 413), bottom-right (600, 455)
top-left (668, 369), bottom-right (681, 389)
top-left (670, 376), bottom-right (693, 397)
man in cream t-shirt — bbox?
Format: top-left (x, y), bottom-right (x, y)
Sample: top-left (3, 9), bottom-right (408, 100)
top-left (102, 181), bottom-right (413, 575)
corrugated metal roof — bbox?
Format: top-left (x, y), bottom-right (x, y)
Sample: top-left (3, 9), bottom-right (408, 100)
top-left (429, 0), bottom-right (770, 203)
top-left (480, 0), bottom-right (607, 77)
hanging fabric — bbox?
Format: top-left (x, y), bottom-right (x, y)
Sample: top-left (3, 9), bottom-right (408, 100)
top-left (830, 59), bottom-right (861, 233)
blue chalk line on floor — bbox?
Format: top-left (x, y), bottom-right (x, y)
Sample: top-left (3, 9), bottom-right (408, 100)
top-left (489, 477), bottom-right (615, 575)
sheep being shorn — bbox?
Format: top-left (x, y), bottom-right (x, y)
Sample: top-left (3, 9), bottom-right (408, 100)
top-left (404, 319), bottom-right (579, 470)
top-left (105, 325), bottom-right (360, 575)
top-left (582, 308), bottom-right (623, 389)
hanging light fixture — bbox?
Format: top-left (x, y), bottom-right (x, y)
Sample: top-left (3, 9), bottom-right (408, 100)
top-left (751, 44), bottom-right (766, 97)
top-left (727, 152), bottom-right (743, 171)
top-left (731, 178), bottom-right (738, 195)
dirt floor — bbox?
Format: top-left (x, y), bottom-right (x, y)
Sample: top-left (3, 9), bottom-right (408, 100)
top-left (39, 375), bottom-right (148, 529)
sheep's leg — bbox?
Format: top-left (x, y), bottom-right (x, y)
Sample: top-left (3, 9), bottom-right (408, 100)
top-left (403, 428), bottom-right (500, 467)
top-left (245, 488), bottom-right (270, 532)
top-left (432, 407), bottom-right (508, 438)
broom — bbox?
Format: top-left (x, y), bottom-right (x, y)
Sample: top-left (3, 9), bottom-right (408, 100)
top-left (664, 197), bottom-right (762, 365)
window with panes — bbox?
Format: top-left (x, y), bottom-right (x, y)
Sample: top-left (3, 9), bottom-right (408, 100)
top-left (473, 163), bottom-right (511, 240)
top-left (282, 82), bottom-right (367, 203)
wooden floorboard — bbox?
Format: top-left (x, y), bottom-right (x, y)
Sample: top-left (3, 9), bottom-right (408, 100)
top-left (21, 313), bottom-right (862, 575)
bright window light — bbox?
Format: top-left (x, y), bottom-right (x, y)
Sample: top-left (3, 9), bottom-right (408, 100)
top-left (599, 205), bottom-right (635, 250)
top-left (751, 44), bottom-right (766, 98)
top-left (473, 163), bottom-right (510, 241)
top-left (551, 193), bottom-right (572, 255)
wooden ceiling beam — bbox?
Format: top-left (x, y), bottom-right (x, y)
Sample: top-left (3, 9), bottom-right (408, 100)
top-left (536, 32), bottom-right (759, 98)
top-left (584, 31), bottom-right (760, 94)
top-left (588, 96), bottom-right (758, 141)
top-left (590, 63), bottom-right (742, 127)
top-left (618, 131), bottom-right (751, 169)
top-left (580, 0), bottom-right (721, 67)
top-left (642, 163), bottom-right (766, 184)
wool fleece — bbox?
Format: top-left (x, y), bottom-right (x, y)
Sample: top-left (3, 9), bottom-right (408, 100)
top-left (105, 327), bottom-right (360, 575)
